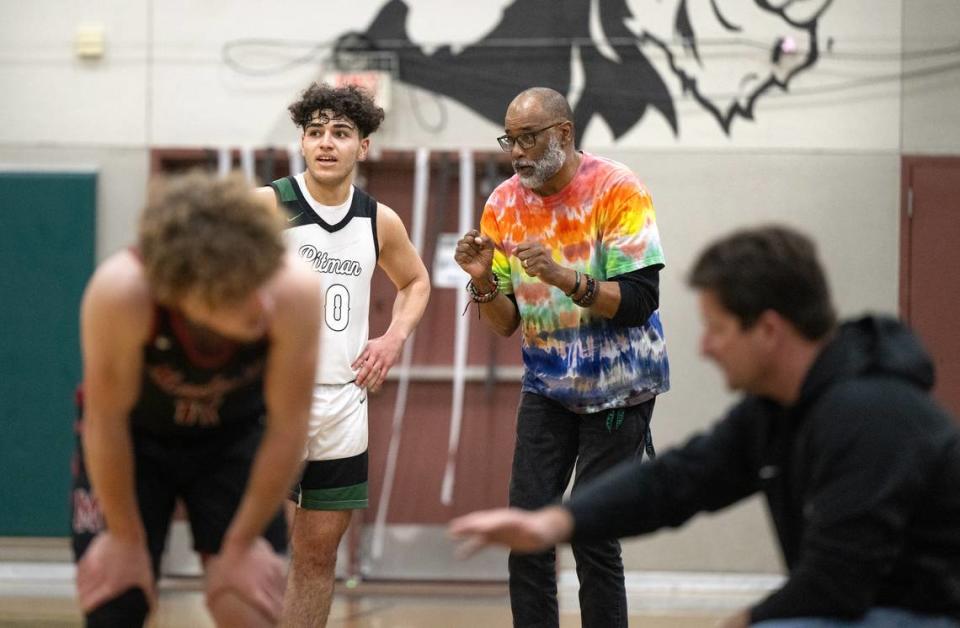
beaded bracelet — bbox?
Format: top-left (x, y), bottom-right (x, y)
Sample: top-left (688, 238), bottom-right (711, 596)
top-left (467, 276), bottom-right (499, 303)
top-left (565, 270), bottom-right (582, 297)
top-left (572, 275), bottom-right (599, 307)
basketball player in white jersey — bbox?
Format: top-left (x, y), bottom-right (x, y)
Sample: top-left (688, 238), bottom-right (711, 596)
top-left (254, 82), bottom-right (430, 627)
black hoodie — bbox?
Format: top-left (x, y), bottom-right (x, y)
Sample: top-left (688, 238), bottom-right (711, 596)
top-left (567, 316), bottom-right (960, 622)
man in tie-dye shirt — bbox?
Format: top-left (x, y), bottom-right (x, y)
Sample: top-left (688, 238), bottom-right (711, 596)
top-left (455, 87), bottom-right (669, 628)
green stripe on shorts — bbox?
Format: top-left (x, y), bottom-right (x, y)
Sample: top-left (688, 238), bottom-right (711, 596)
top-left (300, 482), bottom-right (368, 510)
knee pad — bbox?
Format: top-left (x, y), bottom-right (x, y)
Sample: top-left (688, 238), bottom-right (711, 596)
top-left (85, 587), bottom-right (149, 628)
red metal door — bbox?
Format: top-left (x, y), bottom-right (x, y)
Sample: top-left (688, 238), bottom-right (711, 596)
top-left (901, 157), bottom-right (960, 417)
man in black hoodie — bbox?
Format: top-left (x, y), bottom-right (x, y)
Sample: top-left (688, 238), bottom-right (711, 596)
top-left (450, 225), bottom-right (960, 627)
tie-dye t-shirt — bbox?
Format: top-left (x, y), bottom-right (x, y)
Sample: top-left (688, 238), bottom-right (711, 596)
top-left (481, 152), bottom-right (669, 414)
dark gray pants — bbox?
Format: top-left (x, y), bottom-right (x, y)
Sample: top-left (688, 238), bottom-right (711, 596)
top-left (508, 392), bottom-right (655, 628)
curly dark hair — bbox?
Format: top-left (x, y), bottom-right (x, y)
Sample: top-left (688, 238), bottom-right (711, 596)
top-left (288, 82), bottom-right (385, 137)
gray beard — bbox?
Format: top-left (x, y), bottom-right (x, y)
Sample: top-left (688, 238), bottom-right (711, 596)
top-left (515, 135), bottom-right (565, 190)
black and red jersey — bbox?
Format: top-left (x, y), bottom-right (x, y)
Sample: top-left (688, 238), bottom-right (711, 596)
top-left (126, 304), bottom-right (269, 438)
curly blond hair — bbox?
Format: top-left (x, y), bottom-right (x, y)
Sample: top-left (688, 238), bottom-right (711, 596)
top-left (138, 171), bottom-right (286, 307)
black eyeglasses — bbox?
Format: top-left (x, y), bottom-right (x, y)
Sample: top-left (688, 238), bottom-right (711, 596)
top-left (496, 122), bottom-right (563, 152)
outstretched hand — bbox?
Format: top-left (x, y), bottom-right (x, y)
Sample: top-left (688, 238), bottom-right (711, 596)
top-left (448, 506), bottom-right (574, 559)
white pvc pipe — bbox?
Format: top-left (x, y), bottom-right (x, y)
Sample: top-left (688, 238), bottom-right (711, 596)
top-left (371, 147), bottom-right (429, 559)
top-left (287, 142), bottom-right (305, 176)
top-left (217, 147), bottom-right (232, 178)
top-left (240, 145), bottom-right (255, 182)
top-left (441, 148), bottom-right (473, 505)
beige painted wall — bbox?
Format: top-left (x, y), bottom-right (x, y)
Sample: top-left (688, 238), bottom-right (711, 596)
top-left (901, 0), bottom-right (960, 154)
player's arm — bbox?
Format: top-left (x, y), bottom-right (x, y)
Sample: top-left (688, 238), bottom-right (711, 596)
top-left (221, 255), bottom-right (321, 550)
top-left (353, 204), bottom-right (431, 389)
top-left (377, 203), bottom-right (431, 341)
top-left (253, 186), bottom-right (281, 216)
top-left (80, 251), bottom-right (152, 543)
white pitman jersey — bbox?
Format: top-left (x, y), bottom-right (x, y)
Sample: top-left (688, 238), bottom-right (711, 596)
top-left (271, 175), bottom-right (379, 385)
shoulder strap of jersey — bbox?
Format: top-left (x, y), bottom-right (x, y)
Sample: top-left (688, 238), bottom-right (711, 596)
top-left (350, 186), bottom-right (377, 218)
top-left (270, 176), bottom-right (303, 218)
top-left (351, 187), bottom-right (380, 260)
